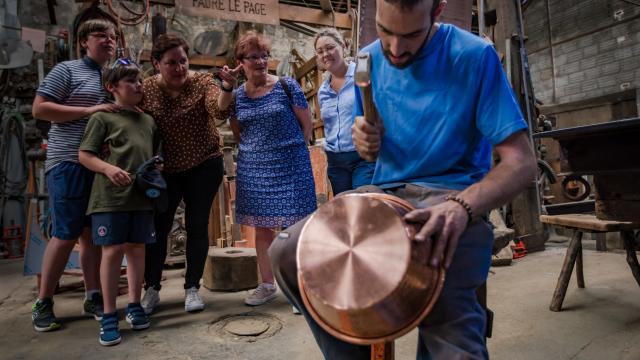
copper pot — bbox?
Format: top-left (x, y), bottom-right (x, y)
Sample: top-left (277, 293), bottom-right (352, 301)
top-left (297, 193), bottom-right (445, 345)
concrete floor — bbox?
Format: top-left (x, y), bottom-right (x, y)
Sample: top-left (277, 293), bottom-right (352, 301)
top-left (1, 240), bottom-right (639, 360)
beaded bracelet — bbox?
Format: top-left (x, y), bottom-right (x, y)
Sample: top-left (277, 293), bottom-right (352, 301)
top-left (444, 195), bottom-right (474, 225)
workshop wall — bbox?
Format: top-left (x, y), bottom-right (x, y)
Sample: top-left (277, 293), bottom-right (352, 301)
top-left (525, 0), bottom-right (640, 105)
top-left (16, 1), bottom-right (317, 71)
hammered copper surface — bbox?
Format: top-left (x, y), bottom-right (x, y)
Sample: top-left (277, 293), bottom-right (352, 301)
top-left (297, 194), bottom-right (445, 344)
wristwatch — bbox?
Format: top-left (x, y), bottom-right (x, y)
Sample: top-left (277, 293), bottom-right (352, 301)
top-left (221, 83), bottom-right (233, 92)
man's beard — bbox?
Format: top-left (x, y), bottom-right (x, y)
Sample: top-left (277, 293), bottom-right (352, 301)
top-left (381, 21), bottom-right (435, 69)
top-left (381, 49), bottom-right (418, 69)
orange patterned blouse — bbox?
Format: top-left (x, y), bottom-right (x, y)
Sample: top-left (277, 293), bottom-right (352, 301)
top-left (141, 72), bottom-right (229, 173)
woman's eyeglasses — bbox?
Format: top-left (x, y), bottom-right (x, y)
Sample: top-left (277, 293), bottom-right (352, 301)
top-left (244, 54), bottom-right (270, 63)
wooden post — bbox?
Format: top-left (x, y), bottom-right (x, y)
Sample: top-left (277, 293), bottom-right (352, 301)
top-left (622, 230), bottom-right (640, 287)
top-left (576, 240), bottom-right (585, 288)
top-left (487, 0), bottom-right (547, 252)
top-left (550, 230), bottom-right (583, 311)
top-left (371, 342), bottom-right (394, 360)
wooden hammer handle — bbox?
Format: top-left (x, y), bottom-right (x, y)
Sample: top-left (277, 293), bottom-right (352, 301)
top-left (360, 85), bottom-right (378, 127)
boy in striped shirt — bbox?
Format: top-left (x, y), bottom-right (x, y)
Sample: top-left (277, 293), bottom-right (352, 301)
top-left (31, 19), bottom-right (121, 332)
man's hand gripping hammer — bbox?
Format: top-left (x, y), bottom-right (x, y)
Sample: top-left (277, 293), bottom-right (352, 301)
top-left (354, 52), bottom-right (383, 162)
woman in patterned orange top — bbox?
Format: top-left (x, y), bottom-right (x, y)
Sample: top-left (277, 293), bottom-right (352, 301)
top-left (140, 34), bottom-right (229, 314)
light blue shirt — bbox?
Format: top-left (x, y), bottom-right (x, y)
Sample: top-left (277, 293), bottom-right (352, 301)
top-left (318, 61), bottom-right (357, 153)
top-left (355, 24), bottom-right (528, 190)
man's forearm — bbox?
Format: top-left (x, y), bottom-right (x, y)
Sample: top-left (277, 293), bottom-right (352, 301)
top-left (457, 132), bottom-right (537, 218)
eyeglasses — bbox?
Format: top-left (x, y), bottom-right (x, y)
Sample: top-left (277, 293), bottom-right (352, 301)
top-left (110, 57), bottom-right (138, 69)
top-left (90, 32), bottom-right (118, 42)
top-left (244, 54), bottom-right (270, 63)
top-left (316, 43), bottom-right (338, 56)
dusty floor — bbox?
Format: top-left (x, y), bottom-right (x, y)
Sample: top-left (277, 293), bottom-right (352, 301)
top-left (1, 239), bottom-right (639, 360)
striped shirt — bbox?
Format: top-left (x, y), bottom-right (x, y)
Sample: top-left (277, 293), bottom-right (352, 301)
top-left (37, 57), bottom-right (108, 173)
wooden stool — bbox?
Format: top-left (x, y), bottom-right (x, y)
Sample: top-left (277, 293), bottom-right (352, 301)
top-left (540, 214), bottom-right (640, 312)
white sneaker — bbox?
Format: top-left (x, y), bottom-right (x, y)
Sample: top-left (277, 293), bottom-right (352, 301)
top-left (244, 283), bottom-right (277, 306)
top-left (185, 287), bottom-right (205, 312)
top-left (292, 306), bottom-right (301, 315)
top-left (141, 287), bottom-right (160, 315)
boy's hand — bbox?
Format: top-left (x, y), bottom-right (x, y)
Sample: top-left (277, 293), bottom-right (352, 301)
top-left (104, 165), bottom-right (132, 187)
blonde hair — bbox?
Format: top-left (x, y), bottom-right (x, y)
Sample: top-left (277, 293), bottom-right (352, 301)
top-left (313, 28), bottom-right (346, 49)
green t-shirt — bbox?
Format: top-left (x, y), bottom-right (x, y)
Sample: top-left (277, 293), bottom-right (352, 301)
top-left (80, 110), bottom-right (159, 214)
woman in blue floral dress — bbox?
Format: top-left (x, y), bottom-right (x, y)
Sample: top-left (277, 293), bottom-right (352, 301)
top-left (218, 31), bottom-right (317, 306)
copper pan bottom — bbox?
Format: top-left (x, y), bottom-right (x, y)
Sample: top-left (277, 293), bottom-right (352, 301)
top-left (297, 194), bottom-right (446, 345)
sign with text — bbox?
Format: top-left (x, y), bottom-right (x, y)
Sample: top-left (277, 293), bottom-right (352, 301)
top-left (176, 0), bottom-right (280, 25)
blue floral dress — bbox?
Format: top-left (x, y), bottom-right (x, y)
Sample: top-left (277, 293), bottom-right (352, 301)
top-left (233, 77), bottom-right (317, 228)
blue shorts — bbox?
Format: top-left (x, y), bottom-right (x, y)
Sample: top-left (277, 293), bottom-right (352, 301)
top-left (91, 211), bottom-right (156, 246)
top-left (46, 162), bottom-right (94, 240)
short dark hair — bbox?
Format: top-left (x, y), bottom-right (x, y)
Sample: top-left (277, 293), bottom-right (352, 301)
top-left (151, 34), bottom-right (190, 62)
top-left (103, 60), bottom-right (141, 90)
top-left (383, 0), bottom-right (440, 13)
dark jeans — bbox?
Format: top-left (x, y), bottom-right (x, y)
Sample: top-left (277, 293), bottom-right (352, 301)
top-left (145, 156), bottom-right (223, 290)
top-left (269, 184), bottom-right (493, 360)
top-left (326, 150), bottom-right (375, 195)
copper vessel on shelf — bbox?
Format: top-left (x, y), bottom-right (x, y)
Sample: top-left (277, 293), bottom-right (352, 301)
top-left (297, 193), bottom-right (446, 345)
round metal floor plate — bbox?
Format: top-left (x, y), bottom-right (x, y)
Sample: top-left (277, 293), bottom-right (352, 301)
top-left (223, 318), bottom-right (270, 336)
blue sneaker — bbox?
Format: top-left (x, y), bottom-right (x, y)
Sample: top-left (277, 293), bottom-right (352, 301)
top-left (125, 303), bottom-right (150, 330)
top-left (99, 313), bottom-right (121, 346)
top-left (32, 298), bottom-right (61, 332)
top-left (82, 292), bottom-right (104, 320)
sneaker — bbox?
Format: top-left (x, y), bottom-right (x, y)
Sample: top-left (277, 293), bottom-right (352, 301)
top-left (184, 287), bottom-right (204, 312)
top-left (125, 303), bottom-right (150, 330)
top-left (141, 287), bottom-right (160, 315)
top-left (82, 292), bottom-right (104, 320)
top-left (244, 283), bottom-right (277, 306)
top-left (32, 298), bottom-right (61, 332)
top-left (292, 306), bottom-right (301, 315)
top-left (99, 313), bottom-right (121, 346)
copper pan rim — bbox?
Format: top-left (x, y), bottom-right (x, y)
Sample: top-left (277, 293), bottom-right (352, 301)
top-left (298, 269), bottom-right (445, 345)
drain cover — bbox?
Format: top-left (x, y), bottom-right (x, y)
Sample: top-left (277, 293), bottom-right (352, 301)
top-left (224, 318), bottom-right (270, 336)
top-left (209, 312), bottom-right (283, 342)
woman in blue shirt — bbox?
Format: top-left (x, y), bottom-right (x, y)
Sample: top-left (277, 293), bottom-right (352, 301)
top-left (315, 29), bottom-right (375, 195)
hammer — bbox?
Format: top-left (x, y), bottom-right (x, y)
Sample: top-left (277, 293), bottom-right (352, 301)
top-left (354, 52), bottom-right (382, 161)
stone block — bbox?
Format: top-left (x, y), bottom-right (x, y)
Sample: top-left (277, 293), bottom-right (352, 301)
top-left (202, 247), bottom-right (259, 291)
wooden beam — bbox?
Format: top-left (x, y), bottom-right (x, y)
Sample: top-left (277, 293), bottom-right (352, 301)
top-left (294, 57), bottom-right (317, 80)
top-left (279, 4), bottom-right (351, 29)
top-left (318, 0), bottom-right (334, 12)
top-left (150, 0), bottom-right (175, 5)
top-left (139, 49), bottom-right (278, 70)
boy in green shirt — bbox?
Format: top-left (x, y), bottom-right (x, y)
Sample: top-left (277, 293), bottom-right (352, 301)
top-left (79, 59), bottom-right (160, 346)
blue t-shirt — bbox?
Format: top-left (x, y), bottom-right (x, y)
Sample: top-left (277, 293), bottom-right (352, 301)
top-left (355, 24), bottom-right (528, 190)
top-left (318, 61), bottom-right (357, 153)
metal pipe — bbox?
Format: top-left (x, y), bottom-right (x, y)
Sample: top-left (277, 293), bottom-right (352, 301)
top-left (478, 0), bottom-right (485, 36)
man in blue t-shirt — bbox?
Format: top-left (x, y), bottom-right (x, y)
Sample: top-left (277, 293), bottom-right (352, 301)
top-left (270, 0), bottom-right (537, 358)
